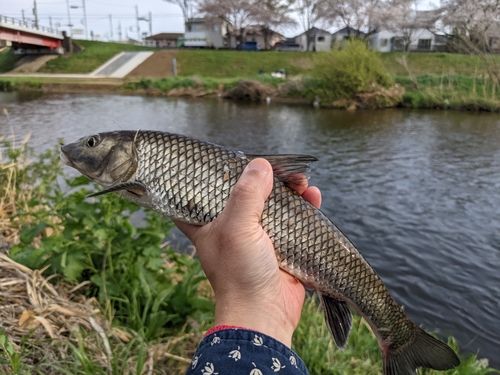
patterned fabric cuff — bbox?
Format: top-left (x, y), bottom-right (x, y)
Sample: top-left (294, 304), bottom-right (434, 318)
top-left (186, 328), bottom-right (310, 375)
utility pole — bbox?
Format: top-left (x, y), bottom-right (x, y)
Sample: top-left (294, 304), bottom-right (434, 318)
top-left (82, 0), bottom-right (88, 40)
top-left (66, 0), bottom-right (72, 36)
top-left (49, 16), bottom-right (53, 30)
top-left (21, 10), bottom-right (25, 23)
top-left (135, 5), bottom-right (140, 40)
top-left (109, 15), bottom-right (113, 39)
top-left (118, 21), bottom-right (122, 41)
top-left (149, 11), bottom-right (152, 36)
top-left (32, 0), bottom-right (39, 29)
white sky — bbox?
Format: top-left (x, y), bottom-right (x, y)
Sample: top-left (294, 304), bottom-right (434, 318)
top-left (1, 0), bottom-right (435, 41)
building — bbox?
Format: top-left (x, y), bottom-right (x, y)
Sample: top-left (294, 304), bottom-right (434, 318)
top-left (144, 33), bottom-right (183, 48)
top-left (331, 27), bottom-right (367, 48)
top-left (294, 27), bottom-right (332, 52)
top-left (184, 17), bottom-right (228, 49)
top-left (369, 29), bottom-right (447, 52)
top-left (228, 25), bottom-right (284, 50)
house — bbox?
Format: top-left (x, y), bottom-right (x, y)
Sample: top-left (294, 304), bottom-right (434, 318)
top-left (184, 17), bottom-right (228, 49)
top-left (331, 27), bottom-right (367, 47)
top-left (294, 27), bottom-right (332, 51)
top-left (145, 33), bottom-right (184, 48)
top-left (370, 28), bottom-right (447, 52)
top-left (228, 25), bottom-right (284, 50)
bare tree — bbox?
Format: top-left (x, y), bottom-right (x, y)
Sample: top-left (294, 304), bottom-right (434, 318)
top-left (432, 0), bottom-right (500, 81)
top-left (321, 0), bottom-right (384, 39)
top-left (382, 1), bottom-right (435, 51)
top-left (164, 0), bottom-right (199, 24)
top-left (293, 0), bottom-right (325, 51)
top-left (253, 0), bottom-right (297, 49)
top-left (198, 0), bottom-right (263, 49)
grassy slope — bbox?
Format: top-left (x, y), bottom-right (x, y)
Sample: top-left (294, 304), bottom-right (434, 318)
top-left (0, 49), bottom-right (23, 73)
top-left (38, 40), bottom-right (156, 74)
top-left (176, 50), bottom-right (500, 78)
top-left (176, 49), bottom-right (315, 77)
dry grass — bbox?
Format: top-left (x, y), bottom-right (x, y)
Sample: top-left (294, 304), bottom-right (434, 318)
top-left (0, 253), bottom-right (109, 370)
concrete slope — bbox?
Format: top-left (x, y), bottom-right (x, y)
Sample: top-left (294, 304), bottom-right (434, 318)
top-left (91, 51), bottom-right (154, 78)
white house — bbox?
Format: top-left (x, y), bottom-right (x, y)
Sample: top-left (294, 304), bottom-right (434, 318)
top-left (294, 27), bottom-right (332, 51)
top-left (370, 28), bottom-right (447, 52)
top-left (184, 18), bottom-right (228, 49)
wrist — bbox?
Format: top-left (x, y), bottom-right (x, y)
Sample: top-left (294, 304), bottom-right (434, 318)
top-left (214, 295), bottom-right (296, 347)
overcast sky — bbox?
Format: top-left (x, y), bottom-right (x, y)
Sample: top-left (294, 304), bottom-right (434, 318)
top-left (2, 0), bottom-right (435, 41)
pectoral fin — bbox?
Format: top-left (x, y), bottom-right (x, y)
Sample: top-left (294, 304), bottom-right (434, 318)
top-left (87, 181), bottom-right (147, 198)
top-left (319, 293), bottom-right (353, 349)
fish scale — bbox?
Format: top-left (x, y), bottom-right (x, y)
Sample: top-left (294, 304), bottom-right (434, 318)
top-left (61, 129), bottom-right (460, 375)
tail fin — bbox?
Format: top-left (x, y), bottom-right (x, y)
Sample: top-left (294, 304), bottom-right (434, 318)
top-left (383, 327), bottom-right (460, 375)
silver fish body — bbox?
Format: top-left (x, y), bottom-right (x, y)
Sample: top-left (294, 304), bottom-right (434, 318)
top-left (61, 130), bottom-right (459, 375)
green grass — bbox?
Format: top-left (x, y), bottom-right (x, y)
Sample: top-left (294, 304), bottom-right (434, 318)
top-left (380, 52), bottom-right (500, 77)
top-left (0, 49), bottom-right (23, 73)
top-left (176, 49), bottom-right (315, 77)
top-left (38, 40), bottom-right (157, 74)
top-left (395, 74), bottom-right (500, 111)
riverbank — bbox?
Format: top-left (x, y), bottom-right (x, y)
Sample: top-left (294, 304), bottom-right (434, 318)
top-left (3, 41), bottom-right (500, 111)
top-left (2, 72), bottom-right (500, 112)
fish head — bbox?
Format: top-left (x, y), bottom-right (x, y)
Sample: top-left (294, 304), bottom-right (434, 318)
top-left (60, 130), bottom-right (138, 187)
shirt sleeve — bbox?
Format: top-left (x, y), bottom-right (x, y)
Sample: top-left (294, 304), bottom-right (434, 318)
top-left (186, 328), bottom-right (310, 375)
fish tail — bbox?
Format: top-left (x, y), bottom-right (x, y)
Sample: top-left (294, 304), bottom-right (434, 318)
top-left (383, 326), bottom-right (460, 375)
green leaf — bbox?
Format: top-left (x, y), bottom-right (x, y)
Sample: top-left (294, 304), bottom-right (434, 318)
top-left (19, 223), bottom-right (47, 245)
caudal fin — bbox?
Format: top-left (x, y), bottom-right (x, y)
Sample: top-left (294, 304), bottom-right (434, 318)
top-left (383, 326), bottom-right (460, 375)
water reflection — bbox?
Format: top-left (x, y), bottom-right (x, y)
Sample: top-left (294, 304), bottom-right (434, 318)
top-left (1, 92), bottom-right (499, 366)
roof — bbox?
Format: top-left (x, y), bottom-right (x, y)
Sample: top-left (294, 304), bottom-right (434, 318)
top-left (186, 17), bottom-right (207, 24)
top-left (331, 27), bottom-right (366, 37)
top-left (243, 25), bottom-right (284, 38)
top-left (294, 27), bottom-right (332, 38)
top-left (145, 33), bottom-right (184, 40)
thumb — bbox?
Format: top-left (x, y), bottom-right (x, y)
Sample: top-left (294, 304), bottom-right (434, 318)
top-left (219, 158), bottom-right (273, 225)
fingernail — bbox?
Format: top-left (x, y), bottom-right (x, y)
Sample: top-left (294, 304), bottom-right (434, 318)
top-left (246, 159), bottom-right (269, 175)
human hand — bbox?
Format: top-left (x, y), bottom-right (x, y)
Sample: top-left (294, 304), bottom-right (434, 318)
top-left (174, 158), bottom-right (321, 347)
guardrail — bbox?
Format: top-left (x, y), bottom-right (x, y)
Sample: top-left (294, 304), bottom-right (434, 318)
top-left (0, 14), bottom-right (62, 35)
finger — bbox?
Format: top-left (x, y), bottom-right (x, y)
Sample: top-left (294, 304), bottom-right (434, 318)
top-left (217, 158), bottom-right (273, 225)
top-left (301, 186), bottom-right (321, 209)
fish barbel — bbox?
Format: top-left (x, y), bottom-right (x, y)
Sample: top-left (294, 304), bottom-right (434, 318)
top-left (60, 130), bottom-right (459, 374)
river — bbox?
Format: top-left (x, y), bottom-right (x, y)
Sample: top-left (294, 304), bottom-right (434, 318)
top-left (1, 91), bottom-right (499, 366)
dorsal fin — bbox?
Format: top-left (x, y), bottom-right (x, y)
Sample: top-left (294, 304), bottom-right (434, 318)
top-left (247, 154), bottom-right (318, 187)
top-left (87, 181), bottom-right (147, 198)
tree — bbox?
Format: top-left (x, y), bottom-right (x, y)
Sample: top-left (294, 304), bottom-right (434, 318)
top-left (432, 0), bottom-right (500, 81)
top-left (293, 0), bottom-right (325, 51)
top-left (164, 0), bottom-right (199, 24)
top-left (382, 1), bottom-right (435, 51)
top-left (321, 0), bottom-right (383, 39)
top-left (198, 0), bottom-right (263, 49)
top-left (253, 0), bottom-right (297, 49)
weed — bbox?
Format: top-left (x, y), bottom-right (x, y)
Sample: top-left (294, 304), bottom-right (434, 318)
top-left (311, 40), bottom-right (394, 103)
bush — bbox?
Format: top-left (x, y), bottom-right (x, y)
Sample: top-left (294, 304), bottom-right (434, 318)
top-left (312, 39), bottom-right (393, 102)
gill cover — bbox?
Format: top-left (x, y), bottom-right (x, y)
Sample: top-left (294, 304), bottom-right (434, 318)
top-left (60, 130), bottom-right (139, 187)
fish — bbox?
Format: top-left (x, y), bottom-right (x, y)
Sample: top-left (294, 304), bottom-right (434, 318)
top-left (60, 130), bottom-right (460, 375)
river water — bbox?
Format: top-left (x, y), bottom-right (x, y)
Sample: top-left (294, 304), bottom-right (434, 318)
top-left (1, 92), bottom-right (499, 366)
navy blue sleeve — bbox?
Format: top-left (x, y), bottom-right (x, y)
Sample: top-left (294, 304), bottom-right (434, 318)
top-left (186, 328), bottom-right (310, 375)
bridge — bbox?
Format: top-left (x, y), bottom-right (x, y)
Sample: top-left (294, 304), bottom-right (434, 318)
top-left (0, 15), bottom-right (65, 54)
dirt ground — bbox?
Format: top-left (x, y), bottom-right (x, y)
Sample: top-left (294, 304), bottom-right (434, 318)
top-left (126, 50), bottom-right (179, 78)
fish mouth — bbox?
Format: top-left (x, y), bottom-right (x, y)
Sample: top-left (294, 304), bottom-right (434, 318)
top-left (59, 150), bottom-right (73, 166)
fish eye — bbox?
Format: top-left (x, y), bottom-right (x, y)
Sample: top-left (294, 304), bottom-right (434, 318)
top-left (86, 136), bottom-right (99, 148)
